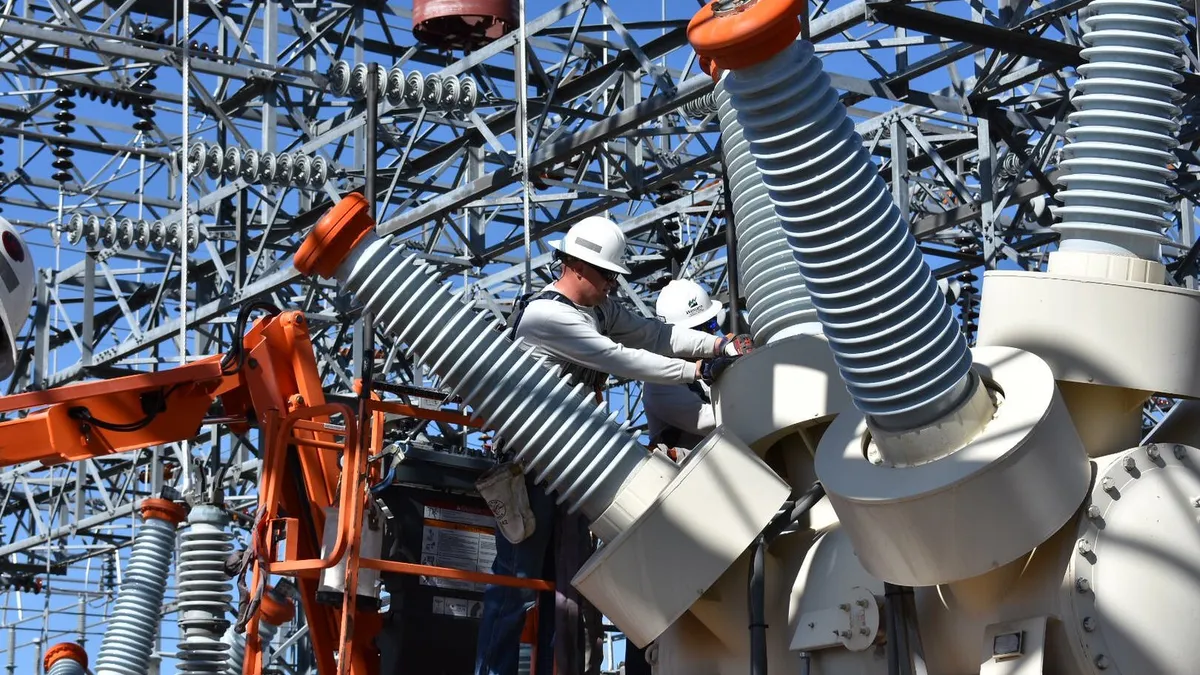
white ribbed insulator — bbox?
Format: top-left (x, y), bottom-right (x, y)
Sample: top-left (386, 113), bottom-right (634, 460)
top-left (404, 71), bottom-right (425, 107)
top-left (176, 505), bottom-right (234, 674)
top-left (336, 233), bottom-right (647, 521)
top-left (716, 78), bottom-right (818, 344)
top-left (1055, 0), bottom-right (1187, 260)
top-left (328, 60), bottom-right (352, 97)
top-left (45, 644), bottom-right (87, 675)
top-left (48, 657), bottom-right (85, 675)
top-left (682, 91), bottom-right (718, 119)
top-left (385, 66), bottom-right (406, 106)
top-left (221, 613), bottom-right (280, 675)
top-left (723, 41), bottom-right (974, 429)
top-left (95, 514), bottom-right (178, 675)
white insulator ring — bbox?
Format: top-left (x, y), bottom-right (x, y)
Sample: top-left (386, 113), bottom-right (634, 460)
top-left (117, 217), bottom-right (135, 249)
top-left (259, 152), bottom-right (277, 184)
top-left (240, 149), bottom-right (259, 183)
top-left (135, 219), bottom-right (151, 250)
top-left (100, 216), bottom-right (118, 248)
top-left (149, 221), bottom-right (167, 251)
top-left (294, 154), bottom-right (313, 187)
top-left (328, 60), bottom-right (352, 97)
top-left (66, 213), bottom-right (84, 246)
top-left (422, 74), bottom-right (443, 108)
top-left (187, 142), bottom-right (207, 175)
top-left (386, 67), bottom-right (406, 106)
top-left (310, 156), bottom-right (329, 187)
top-left (459, 76), bottom-right (479, 111)
top-left (404, 71), bottom-right (424, 106)
top-left (440, 75), bottom-right (460, 110)
top-left (84, 215), bottom-right (101, 247)
top-left (275, 152), bottom-right (295, 185)
top-left (349, 62), bottom-right (370, 98)
top-left (205, 145), bottom-right (224, 180)
top-left (222, 146), bottom-right (242, 180)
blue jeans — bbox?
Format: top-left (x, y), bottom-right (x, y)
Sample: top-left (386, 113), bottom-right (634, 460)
top-left (475, 474), bottom-right (558, 675)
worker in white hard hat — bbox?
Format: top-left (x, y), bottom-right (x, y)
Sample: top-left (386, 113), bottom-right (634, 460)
top-left (644, 278), bottom-right (728, 453)
top-left (474, 216), bottom-right (754, 675)
top-left (0, 217), bottom-right (34, 383)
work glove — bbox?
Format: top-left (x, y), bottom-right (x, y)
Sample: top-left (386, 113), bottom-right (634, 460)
top-left (717, 333), bottom-right (755, 357)
top-left (475, 461), bottom-right (536, 544)
top-left (699, 356), bottom-right (738, 384)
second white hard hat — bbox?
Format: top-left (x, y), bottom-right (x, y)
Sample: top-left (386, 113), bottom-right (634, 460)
top-left (0, 217), bottom-right (34, 382)
top-left (549, 216), bottom-right (631, 275)
top-left (656, 279), bottom-right (724, 329)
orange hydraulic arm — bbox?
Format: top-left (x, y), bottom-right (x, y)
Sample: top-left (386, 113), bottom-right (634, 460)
top-left (0, 309), bottom-right (373, 675)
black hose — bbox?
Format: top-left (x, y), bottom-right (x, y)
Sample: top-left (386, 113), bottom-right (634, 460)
top-left (749, 481), bottom-right (825, 675)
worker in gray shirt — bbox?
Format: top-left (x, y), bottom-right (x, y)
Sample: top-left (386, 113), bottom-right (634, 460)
top-left (474, 216), bottom-right (753, 675)
top-left (644, 278), bottom-right (729, 455)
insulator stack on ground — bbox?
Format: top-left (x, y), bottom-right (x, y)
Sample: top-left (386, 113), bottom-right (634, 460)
top-left (176, 505), bottom-right (235, 674)
top-left (95, 498), bottom-right (186, 675)
top-left (44, 643), bottom-right (87, 675)
top-left (186, 142), bottom-right (331, 189)
top-left (51, 86), bottom-right (75, 184)
top-left (327, 60), bottom-right (480, 112)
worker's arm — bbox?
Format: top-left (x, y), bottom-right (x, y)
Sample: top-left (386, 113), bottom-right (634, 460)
top-left (600, 298), bottom-right (720, 358)
top-left (643, 382), bottom-right (716, 437)
top-left (518, 301), bottom-right (703, 384)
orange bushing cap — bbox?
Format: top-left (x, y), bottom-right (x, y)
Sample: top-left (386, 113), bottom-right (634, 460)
top-left (44, 642), bottom-right (87, 672)
top-left (259, 587), bottom-right (296, 625)
top-left (688, 0), bottom-right (805, 70)
top-left (140, 497), bottom-right (188, 524)
top-left (294, 192), bottom-right (376, 279)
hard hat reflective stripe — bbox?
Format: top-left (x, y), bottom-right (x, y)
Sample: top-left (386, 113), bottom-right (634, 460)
top-left (572, 236), bottom-right (604, 253)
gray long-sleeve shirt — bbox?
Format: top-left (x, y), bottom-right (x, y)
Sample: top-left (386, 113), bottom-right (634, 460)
top-left (512, 283), bottom-right (720, 387)
top-left (643, 381), bottom-right (715, 449)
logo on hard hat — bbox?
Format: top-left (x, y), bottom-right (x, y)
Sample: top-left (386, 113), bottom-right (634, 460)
top-left (686, 297), bottom-right (702, 315)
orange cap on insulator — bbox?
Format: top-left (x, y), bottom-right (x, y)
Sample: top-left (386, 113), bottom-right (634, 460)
top-left (140, 497), bottom-right (187, 524)
top-left (688, 0), bottom-right (806, 70)
top-left (43, 642), bottom-right (87, 673)
top-left (294, 193), bottom-right (377, 279)
top-left (258, 586), bottom-right (296, 626)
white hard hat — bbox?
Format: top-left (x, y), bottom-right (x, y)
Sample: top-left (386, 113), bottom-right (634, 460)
top-left (549, 216), bottom-right (631, 275)
top-left (655, 279), bottom-right (724, 329)
top-left (0, 218), bottom-right (34, 382)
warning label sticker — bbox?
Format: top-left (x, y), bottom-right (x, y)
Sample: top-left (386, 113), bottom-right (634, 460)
top-left (432, 594), bottom-right (484, 619)
top-left (418, 500), bottom-right (497, 593)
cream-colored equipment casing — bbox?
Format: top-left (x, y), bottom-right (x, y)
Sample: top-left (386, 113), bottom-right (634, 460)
top-left (572, 426), bottom-right (790, 648)
top-left (815, 346), bottom-right (1090, 587)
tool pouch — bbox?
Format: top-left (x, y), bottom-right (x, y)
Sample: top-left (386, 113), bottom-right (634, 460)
top-left (476, 461), bottom-right (536, 544)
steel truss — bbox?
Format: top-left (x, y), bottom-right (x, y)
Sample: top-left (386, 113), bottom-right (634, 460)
top-left (0, 0), bottom-right (1196, 670)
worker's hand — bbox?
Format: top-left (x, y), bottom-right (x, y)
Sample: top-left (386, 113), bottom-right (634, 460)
top-left (716, 333), bottom-right (754, 357)
top-left (698, 356), bottom-right (738, 384)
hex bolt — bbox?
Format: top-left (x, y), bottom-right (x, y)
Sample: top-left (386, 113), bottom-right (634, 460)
top-left (1192, 497), bottom-right (1200, 508)
top-left (1101, 476), bottom-right (1116, 493)
top-left (1095, 654), bottom-right (1110, 670)
top-left (1176, 444), bottom-right (1188, 459)
top-left (1076, 577), bottom-right (1091, 593)
top-left (856, 599), bottom-right (870, 608)
top-left (1147, 444), bottom-right (1160, 460)
top-left (839, 603), bottom-right (851, 612)
top-left (1123, 456), bottom-right (1137, 473)
top-left (1083, 616), bottom-right (1097, 632)
top-left (1077, 538), bottom-right (1093, 555)
top-left (838, 630), bottom-right (852, 639)
top-left (1087, 504), bottom-right (1102, 519)
top-left (859, 628), bottom-right (871, 636)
